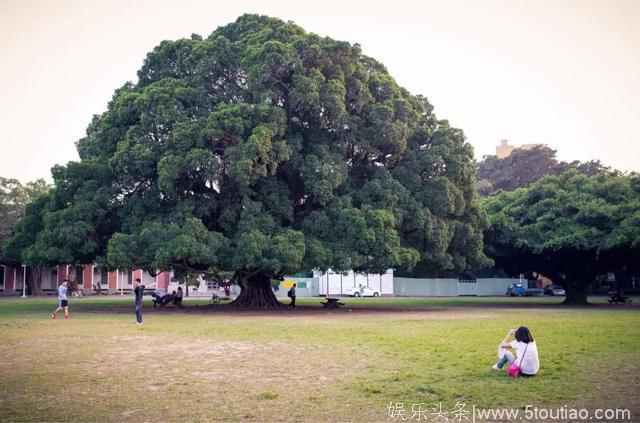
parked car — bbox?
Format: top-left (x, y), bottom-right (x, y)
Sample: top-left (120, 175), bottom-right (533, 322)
top-left (506, 283), bottom-right (543, 297)
top-left (344, 286), bottom-right (380, 297)
top-left (544, 285), bottom-right (566, 296)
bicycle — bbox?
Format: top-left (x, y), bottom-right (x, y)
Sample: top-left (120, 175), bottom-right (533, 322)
top-left (68, 280), bottom-right (83, 297)
top-left (208, 293), bottom-right (221, 305)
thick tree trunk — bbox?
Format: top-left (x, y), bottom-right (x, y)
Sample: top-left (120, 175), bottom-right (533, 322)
top-left (29, 266), bottom-right (44, 296)
top-left (229, 271), bottom-right (284, 308)
top-left (562, 282), bottom-right (590, 305)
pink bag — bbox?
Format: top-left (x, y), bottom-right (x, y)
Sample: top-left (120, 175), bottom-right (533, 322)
top-left (508, 344), bottom-right (528, 378)
top-left (507, 363), bottom-right (521, 377)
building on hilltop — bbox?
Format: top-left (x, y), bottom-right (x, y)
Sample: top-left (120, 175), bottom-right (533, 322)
top-left (495, 139), bottom-right (543, 159)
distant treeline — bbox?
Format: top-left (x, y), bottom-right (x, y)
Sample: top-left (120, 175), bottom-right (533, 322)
top-left (476, 145), bottom-right (618, 197)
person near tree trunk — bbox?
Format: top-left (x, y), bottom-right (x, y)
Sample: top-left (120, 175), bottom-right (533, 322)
top-left (175, 286), bottom-right (184, 307)
top-left (287, 283), bottom-right (297, 309)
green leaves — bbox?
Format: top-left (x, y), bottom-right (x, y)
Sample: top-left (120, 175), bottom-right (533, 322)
top-left (485, 171), bottom-right (635, 254)
top-left (290, 70), bottom-right (323, 112)
top-left (298, 149), bottom-right (348, 205)
top-left (231, 228), bottom-right (305, 273)
top-left (157, 149), bottom-right (220, 200)
top-left (107, 218), bottom-right (228, 272)
top-left (368, 72), bottom-right (400, 102)
top-left (5, 14), bottom-right (489, 282)
top-left (0, 177), bottom-right (50, 260)
top-left (483, 170), bottom-right (640, 297)
top-left (246, 39), bottom-right (301, 90)
top-left (227, 126), bottom-right (292, 186)
top-left (302, 201), bottom-right (420, 273)
top-left (366, 102), bottom-right (410, 155)
top-left (3, 193), bottom-right (51, 264)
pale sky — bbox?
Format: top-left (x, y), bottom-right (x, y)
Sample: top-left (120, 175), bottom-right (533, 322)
top-left (1, 0), bottom-right (639, 183)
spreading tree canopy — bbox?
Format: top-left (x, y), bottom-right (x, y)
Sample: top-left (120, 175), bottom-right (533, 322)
top-left (483, 170), bottom-right (640, 304)
top-left (6, 15), bottom-right (489, 306)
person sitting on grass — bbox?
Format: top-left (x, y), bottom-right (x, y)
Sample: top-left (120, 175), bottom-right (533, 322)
top-left (492, 326), bottom-right (539, 376)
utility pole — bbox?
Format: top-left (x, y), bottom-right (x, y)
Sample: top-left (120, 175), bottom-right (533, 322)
top-left (22, 264), bottom-right (27, 298)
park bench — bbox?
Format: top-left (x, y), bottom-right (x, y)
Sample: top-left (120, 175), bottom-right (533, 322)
top-left (608, 294), bottom-right (633, 305)
top-left (321, 298), bottom-right (345, 309)
top-left (92, 284), bottom-right (109, 295)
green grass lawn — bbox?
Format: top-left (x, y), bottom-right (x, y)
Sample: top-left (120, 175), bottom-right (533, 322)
top-left (0, 296), bottom-right (638, 421)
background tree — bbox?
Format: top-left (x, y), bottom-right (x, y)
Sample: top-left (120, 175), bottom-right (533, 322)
top-left (202, 269), bottom-right (235, 296)
top-left (0, 177), bottom-right (50, 260)
top-left (477, 145), bottom-right (613, 196)
top-left (6, 14), bottom-right (489, 307)
top-left (3, 193), bottom-right (52, 295)
top-left (170, 271), bottom-right (201, 297)
top-left (483, 169), bottom-right (640, 304)
top-left (1, 178), bottom-right (51, 295)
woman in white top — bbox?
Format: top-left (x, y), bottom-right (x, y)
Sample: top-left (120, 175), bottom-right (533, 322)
top-left (492, 326), bottom-right (540, 376)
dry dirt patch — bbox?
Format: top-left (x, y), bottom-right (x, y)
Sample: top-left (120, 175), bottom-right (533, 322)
top-left (95, 335), bottom-right (360, 396)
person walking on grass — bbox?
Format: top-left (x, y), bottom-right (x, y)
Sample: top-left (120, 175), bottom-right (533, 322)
top-left (492, 326), bottom-right (540, 376)
top-left (51, 279), bottom-right (70, 320)
top-left (287, 283), bottom-right (297, 309)
top-left (134, 278), bottom-right (156, 325)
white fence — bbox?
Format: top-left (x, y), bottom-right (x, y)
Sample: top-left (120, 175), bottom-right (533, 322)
top-left (394, 277), bottom-right (521, 297)
top-left (475, 278), bottom-right (521, 296)
top-left (394, 278), bottom-right (459, 296)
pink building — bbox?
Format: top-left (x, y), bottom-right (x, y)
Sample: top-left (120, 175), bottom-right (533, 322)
top-left (0, 264), bottom-right (171, 294)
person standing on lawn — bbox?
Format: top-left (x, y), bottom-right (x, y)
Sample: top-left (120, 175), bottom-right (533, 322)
top-left (134, 278), bottom-right (155, 325)
top-left (51, 279), bottom-right (70, 319)
top-left (288, 283), bottom-right (297, 309)
top-left (175, 286), bottom-right (184, 307)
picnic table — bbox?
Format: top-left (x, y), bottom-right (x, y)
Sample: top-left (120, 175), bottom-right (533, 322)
top-left (321, 297), bottom-right (345, 309)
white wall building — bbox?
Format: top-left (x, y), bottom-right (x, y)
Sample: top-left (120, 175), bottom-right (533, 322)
top-left (315, 269), bottom-right (394, 296)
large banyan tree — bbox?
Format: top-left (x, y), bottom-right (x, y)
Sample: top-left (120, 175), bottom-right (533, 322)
top-left (7, 15), bottom-right (489, 307)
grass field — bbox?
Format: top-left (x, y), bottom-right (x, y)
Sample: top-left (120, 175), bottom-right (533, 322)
top-left (0, 296), bottom-right (638, 422)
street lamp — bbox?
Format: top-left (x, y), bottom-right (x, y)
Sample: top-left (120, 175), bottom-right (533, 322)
top-left (22, 264), bottom-right (26, 298)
